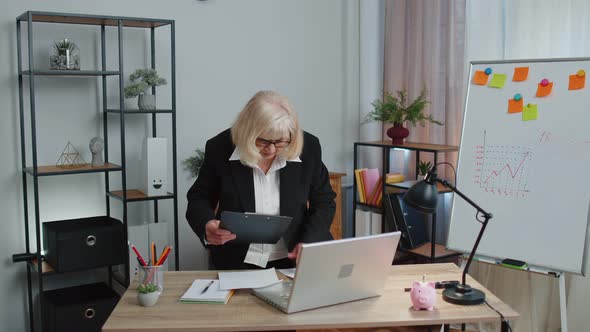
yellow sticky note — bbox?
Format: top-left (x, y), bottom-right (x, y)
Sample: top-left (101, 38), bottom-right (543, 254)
top-left (569, 74), bottom-right (585, 90)
top-left (489, 74), bottom-right (507, 88)
top-left (508, 99), bottom-right (523, 113)
top-left (513, 67), bottom-right (529, 81)
top-left (472, 70), bottom-right (489, 85)
top-left (522, 104), bottom-right (538, 121)
top-left (536, 82), bottom-right (553, 97)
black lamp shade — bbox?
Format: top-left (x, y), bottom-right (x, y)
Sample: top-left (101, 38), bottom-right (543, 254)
top-left (403, 180), bottom-right (439, 213)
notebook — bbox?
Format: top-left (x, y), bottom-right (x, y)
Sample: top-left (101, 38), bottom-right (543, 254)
top-left (251, 232), bottom-right (401, 313)
top-left (180, 279), bottom-right (234, 304)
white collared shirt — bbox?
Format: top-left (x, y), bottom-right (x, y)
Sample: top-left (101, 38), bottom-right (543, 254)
top-left (229, 148), bottom-right (301, 267)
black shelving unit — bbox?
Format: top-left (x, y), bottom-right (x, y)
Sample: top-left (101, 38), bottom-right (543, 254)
top-left (352, 140), bottom-right (460, 262)
top-left (11, 11), bottom-right (178, 332)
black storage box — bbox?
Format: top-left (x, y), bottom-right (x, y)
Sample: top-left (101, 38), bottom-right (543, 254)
top-left (43, 282), bottom-right (120, 332)
top-left (384, 193), bottom-right (429, 249)
top-left (43, 216), bottom-right (125, 272)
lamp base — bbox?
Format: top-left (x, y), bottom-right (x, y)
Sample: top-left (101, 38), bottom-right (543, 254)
top-left (442, 284), bottom-right (485, 305)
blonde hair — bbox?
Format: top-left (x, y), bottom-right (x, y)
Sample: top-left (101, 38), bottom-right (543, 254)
top-left (231, 91), bottom-right (303, 166)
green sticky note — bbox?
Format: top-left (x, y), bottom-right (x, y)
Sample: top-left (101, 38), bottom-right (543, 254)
top-left (522, 104), bottom-right (538, 121)
top-left (489, 74), bottom-right (507, 88)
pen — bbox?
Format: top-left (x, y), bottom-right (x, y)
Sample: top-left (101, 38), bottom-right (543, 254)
top-left (131, 244), bottom-right (147, 266)
top-left (150, 241), bottom-right (158, 266)
top-left (200, 280), bottom-right (215, 294)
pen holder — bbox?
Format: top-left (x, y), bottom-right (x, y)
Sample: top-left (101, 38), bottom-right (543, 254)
top-left (137, 266), bottom-right (163, 307)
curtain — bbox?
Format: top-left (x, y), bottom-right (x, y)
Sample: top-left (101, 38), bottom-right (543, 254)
top-left (383, 0), bottom-right (466, 244)
top-left (465, 1), bottom-right (590, 331)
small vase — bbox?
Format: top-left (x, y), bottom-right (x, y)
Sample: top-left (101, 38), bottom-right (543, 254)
top-left (137, 292), bottom-right (160, 307)
top-left (138, 94), bottom-right (156, 110)
top-left (386, 123), bottom-right (409, 145)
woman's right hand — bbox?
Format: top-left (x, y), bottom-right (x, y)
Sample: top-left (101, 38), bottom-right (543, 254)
top-left (205, 219), bottom-right (237, 245)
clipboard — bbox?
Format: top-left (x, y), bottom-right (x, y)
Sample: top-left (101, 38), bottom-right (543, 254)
top-left (219, 211), bottom-right (292, 244)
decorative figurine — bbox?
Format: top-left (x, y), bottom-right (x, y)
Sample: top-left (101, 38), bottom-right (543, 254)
top-left (410, 277), bottom-right (437, 311)
top-left (56, 141), bottom-right (85, 168)
top-left (89, 137), bottom-right (104, 167)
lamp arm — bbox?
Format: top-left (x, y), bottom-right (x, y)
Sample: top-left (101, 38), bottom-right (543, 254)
top-left (437, 179), bottom-right (492, 218)
top-left (437, 179), bottom-right (493, 285)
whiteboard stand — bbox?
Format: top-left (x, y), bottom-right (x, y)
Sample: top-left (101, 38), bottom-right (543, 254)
top-left (462, 255), bottom-right (569, 332)
top-left (558, 272), bottom-right (568, 332)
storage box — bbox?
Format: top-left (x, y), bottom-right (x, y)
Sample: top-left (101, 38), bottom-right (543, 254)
top-left (43, 216), bottom-right (125, 272)
top-left (43, 283), bottom-right (120, 332)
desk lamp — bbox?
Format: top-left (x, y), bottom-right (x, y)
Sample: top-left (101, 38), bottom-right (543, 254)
top-left (403, 164), bottom-right (493, 305)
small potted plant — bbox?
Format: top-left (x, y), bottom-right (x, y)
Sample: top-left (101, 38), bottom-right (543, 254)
top-left (50, 38), bottom-right (80, 70)
top-left (137, 283), bottom-right (160, 307)
top-left (124, 69), bottom-right (167, 110)
top-left (418, 160), bottom-right (433, 176)
top-left (183, 148), bottom-right (205, 178)
top-left (365, 87), bottom-right (443, 144)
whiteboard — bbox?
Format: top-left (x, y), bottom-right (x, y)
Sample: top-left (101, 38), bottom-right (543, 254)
top-left (448, 58), bottom-right (590, 274)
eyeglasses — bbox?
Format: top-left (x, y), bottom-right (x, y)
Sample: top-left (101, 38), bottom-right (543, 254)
top-left (255, 137), bottom-right (291, 148)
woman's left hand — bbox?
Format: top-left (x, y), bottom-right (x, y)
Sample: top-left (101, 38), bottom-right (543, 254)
top-left (287, 243), bottom-right (305, 262)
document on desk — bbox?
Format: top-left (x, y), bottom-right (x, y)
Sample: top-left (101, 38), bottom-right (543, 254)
top-left (180, 279), bottom-right (234, 304)
top-left (277, 268), bottom-right (296, 279)
top-left (218, 268), bottom-right (281, 290)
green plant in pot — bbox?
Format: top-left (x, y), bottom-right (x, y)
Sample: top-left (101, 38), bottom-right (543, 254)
top-left (365, 88), bottom-right (443, 144)
top-left (137, 283), bottom-right (160, 307)
top-left (50, 38), bottom-right (80, 70)
top-left (418, 160), bottom-right (433, 176)
top-left (124, 69), bottom-right (167, 110)
top-left (183, 148), bottom-right (205, 178)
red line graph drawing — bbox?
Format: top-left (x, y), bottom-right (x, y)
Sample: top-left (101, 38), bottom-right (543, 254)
top-left (473, 131), bottom-right (531, 197)
top-left (481, 151), bottom-right (530, 185)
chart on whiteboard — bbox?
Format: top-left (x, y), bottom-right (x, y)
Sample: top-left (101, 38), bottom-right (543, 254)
top-left (472, 130), bottom-right (532, 197)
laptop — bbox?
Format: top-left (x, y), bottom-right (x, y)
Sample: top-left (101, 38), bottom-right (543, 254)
top-left (251, 232), bottom-right (401, 313)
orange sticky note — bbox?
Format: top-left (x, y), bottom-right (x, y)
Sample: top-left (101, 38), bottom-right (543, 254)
top-left (569, 74), bottom-right (585, 90)
top-left (536, 82), bottom-right (553, 97)
top-left (473, 70), bottom-right (489, 85)
top-left (513, 67), bottom-right (529, 81)
top-left (508, 99), bottom-right (523, 113)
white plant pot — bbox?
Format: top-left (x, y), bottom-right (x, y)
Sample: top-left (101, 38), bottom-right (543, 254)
top-left (137, 292), bottom-right (160, 307)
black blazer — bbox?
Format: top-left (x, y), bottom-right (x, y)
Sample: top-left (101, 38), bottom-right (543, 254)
top-left (186, 128), bottom-right (336, 269)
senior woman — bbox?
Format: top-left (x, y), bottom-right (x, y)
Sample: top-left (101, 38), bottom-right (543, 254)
top-left (186, 90), bottom-right (336, 270)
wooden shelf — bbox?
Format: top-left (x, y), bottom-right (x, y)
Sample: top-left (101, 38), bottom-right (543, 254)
top-left (386, 180), bottom-right (453, 194)
top-left (18, 11), bottom-right (172, 28)
top-left (106, 109), bottom-right (174, 114)
top-left (356, 141), bottom-right (458, 152)
top-left (21, 70), bottom-right (120, 76)
top-left (355, 202), bottom-right (382, 213)
top-left (24, 163), bottom-right (122, 176)
top-left (400, 243), bottom-right (462, 260)
top-left (108, 189), bottom-right (174, 202)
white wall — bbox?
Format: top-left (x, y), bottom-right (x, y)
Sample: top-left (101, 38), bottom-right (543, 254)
top-left (0, 0), bottom-right (360, 330)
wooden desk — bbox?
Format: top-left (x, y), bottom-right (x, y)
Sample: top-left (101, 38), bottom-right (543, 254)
top-left (103, 263), bottom-right (518, 331)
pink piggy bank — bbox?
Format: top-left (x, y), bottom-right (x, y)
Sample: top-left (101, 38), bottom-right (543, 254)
top-left (410, 281), bottom-right (436, 311)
